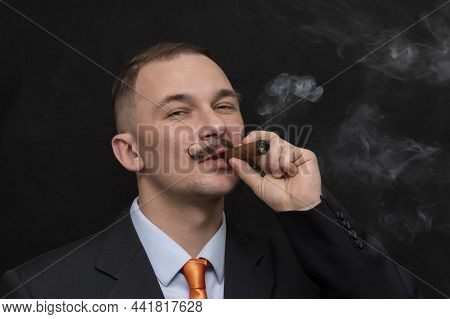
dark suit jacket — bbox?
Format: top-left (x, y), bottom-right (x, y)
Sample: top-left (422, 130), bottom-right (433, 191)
top-left (0, 184), bottom-right (416, 298)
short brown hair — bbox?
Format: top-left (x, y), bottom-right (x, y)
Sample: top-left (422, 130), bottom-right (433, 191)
top-left (112, 42), bottom-right (211, 134)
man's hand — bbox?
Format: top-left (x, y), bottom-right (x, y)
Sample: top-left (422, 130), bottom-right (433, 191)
top-left (228, 131), bottom-right (322, 212)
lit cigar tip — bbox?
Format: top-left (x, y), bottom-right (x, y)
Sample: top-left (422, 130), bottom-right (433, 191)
top-left (256, 140), bottom-right (270, 155)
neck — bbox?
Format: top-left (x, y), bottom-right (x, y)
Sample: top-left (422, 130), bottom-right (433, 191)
top-left (137, 181), bottom-right (224, 258)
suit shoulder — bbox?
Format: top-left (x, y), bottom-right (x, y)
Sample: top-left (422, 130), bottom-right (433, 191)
top-left (2, 205), bottom-right (135, 298)
top-left (13, 232), bottom-right (101, 282)
top-left (0, 232), bottom-right (103, 298)
top-left (11, 203), bottom-right (133, 281)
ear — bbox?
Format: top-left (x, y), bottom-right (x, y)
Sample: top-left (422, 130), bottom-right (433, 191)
top-left (111, 133), bottom-right (145, 172)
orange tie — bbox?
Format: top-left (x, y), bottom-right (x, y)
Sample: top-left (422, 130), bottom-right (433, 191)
top-left (181, 258), bottom-right (210, 299)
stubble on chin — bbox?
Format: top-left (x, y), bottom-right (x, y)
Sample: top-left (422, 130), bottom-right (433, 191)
top-left (186, 172), bottom-right (240, 197)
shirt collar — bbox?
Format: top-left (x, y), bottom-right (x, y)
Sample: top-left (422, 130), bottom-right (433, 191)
top-left (130, 196), bottom-right (226, 287)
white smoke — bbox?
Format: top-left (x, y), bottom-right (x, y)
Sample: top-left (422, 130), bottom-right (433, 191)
top-left (328, 103), bottom-right (442, 243)
top-left (297, 2), bottom-right (450, 84)
top-left (251, 0), bottom-right (449, 244)
top-left (258, 73), bottom-right (323, 118)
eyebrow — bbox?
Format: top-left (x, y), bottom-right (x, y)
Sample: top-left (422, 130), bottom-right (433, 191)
top-left (157, 89), bottom-right (242, 110)
top-left (214, 89), bottom-right (242, 103)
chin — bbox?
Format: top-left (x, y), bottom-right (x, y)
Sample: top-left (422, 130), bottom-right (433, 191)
top-left (190, 172), bottom-right (239, 197)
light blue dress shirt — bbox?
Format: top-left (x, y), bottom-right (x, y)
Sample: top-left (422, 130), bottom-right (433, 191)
top-left (130, 197), bottom-right (226, 299)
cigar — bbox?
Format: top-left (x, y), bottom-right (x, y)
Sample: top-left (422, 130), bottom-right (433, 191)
top-left (223, 140), bottom-right (270, 162)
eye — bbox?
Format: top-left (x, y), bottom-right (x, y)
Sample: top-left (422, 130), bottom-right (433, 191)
top-left (167, 110), bottom-right (187, 118)
top-left (215, 104), bottom-right (234, 110)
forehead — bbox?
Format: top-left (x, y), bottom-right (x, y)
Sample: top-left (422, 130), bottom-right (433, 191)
top-left (135, 53), bottom-right (233, 102)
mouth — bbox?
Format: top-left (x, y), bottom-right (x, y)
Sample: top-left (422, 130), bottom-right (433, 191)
top-left (198, 147), bottom-right (227, 163)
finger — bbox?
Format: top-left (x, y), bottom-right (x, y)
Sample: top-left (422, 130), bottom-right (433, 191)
top-left (267, 138), bottom-right (283, 178)
top-left (294, 149), bottom-right (317, 175)
top-left (255, 150), bottom-right (269, 174)
top-left (242, 130), bottom-right (278, 144)
top-left (228, 158), bottom-right (263, 193)
top-left (293, 148), bottom-right (313, 166)
top-left (280, 146), bottom-right (298, 177)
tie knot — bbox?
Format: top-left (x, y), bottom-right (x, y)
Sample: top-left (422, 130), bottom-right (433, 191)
top-left (181, 258), bottom-right (210, 298)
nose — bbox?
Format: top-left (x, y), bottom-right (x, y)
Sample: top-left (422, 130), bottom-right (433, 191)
top-left (197, 107), bottom-right (226, 142)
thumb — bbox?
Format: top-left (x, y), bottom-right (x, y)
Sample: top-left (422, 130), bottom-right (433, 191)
top-left (228, 158), bottom-right (263, 192)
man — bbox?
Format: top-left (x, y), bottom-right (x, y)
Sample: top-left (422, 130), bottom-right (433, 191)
top-left (0, 42), bottom-right (415, 298)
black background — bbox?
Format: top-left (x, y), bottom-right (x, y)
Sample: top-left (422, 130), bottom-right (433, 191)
top-left (1, 0), bottom-right (449, 297)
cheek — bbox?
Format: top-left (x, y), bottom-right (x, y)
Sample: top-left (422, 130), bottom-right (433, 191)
top-left (225, 116), bottom-right (245, 143)
top-left (227, 113), bottom-right (244, 126)
top-left (163, 127), bottom-right (196, 173)
top-left (170, 127), bottom-right (194, 155)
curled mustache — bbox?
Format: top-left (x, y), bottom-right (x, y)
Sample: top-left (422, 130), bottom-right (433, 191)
top-left (187, 139), bottom-right (235, 161)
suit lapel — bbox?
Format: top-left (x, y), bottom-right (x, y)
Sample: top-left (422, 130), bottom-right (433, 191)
top-left (224, 220), bottom-right (274, 298)
top-left (104, 247), bottom-right (164, 298)
top-left (94, 203), bottom-right (275, 298)
top-left (95, 204), bottom-right (164, 298)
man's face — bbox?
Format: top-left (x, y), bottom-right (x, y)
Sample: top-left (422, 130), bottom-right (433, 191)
top-left (133, 53), bottom-right (244, 198)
